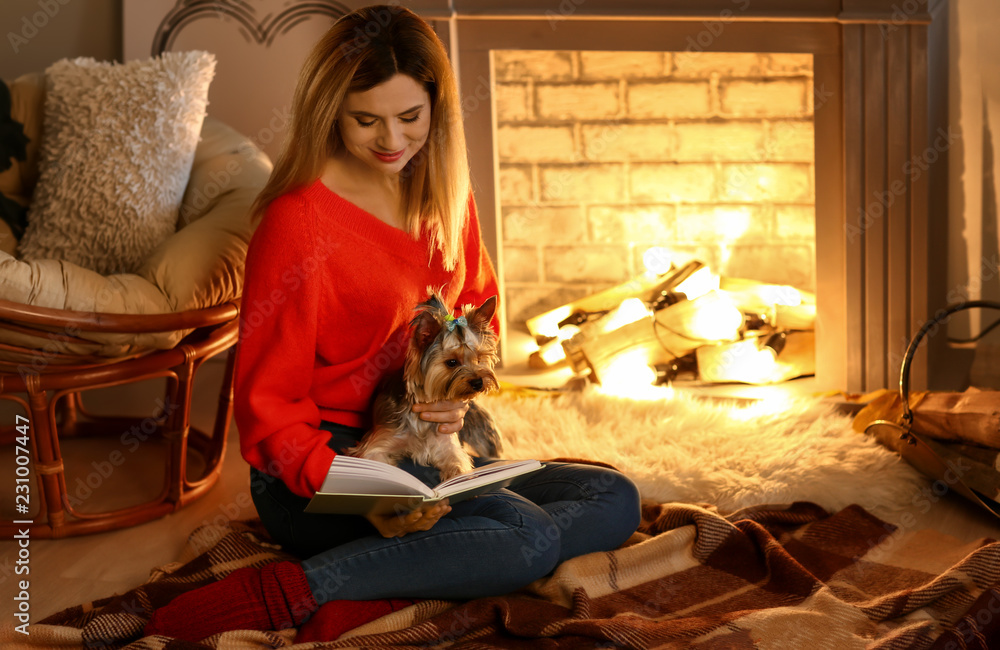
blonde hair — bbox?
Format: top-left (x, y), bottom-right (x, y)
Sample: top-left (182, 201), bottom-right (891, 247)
top-left (251, 5), bottom-right (470, 270)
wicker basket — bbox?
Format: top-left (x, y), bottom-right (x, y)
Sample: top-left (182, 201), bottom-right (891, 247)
top-left (864, 300), bottom-right (1000, 519)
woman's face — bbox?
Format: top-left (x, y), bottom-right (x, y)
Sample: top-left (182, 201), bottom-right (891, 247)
top-left (337, 73), bottom-right (432, 177)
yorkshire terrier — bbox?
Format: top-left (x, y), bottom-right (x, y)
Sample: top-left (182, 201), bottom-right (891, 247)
top-left (350, 291), bottom-right (503, 480)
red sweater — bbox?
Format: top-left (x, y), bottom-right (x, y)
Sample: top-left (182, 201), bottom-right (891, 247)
top-left (233, 178), bottom-right (499, 498)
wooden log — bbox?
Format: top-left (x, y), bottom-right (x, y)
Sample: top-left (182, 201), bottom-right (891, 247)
top-left (563, 318), bottom-right (672, 383)
top-left (525, 260), bottom-right (708, 339)
top-left (562, 291), bottom-right (744, 383)
top-left (721, 278), bottom-right (817, 331)
top-left (696, 331), bottom-right (816, 384)
top-left (528, 336), bottom-right (569, 369)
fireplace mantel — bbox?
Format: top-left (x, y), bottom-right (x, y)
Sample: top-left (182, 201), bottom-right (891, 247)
top-left (431, 0), bottom-right (948, 393)
top-left (449, 0), bottom-right (932, 23)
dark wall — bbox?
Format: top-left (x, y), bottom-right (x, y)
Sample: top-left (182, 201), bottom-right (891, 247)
top-left (1, 0), bottom-right (121, 80)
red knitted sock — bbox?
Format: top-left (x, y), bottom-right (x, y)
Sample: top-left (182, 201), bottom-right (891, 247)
top-left (143, 561), bottom-right (318, 642)
top-left (295, 597), bottom-right (420, 643)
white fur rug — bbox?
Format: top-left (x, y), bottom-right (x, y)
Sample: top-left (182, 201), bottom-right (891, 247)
top-left (480, 387), bottom-right (927, 521)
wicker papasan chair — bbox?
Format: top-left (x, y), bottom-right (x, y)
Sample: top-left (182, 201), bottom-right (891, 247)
top-left (0, 70), bottom-right (272, 538)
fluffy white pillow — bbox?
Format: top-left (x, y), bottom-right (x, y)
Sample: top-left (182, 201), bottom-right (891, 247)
top-left (17, 51), bottom-right (216, 274)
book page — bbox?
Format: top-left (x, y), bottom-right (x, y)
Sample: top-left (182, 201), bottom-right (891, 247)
top-left (435, 460), bottom-right (543, 497)
top-left (317, 455), bottom-right (435, 498)
top-left (306, 458), bottom-right (545, 516)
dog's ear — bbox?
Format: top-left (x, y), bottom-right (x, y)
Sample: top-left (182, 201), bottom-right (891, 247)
top-left (410, 308), bottom-right (443, 352)
top-left (424, 286), bottom-right (448, 311)
top-left (468, 295), bottom-right (498, 332)
top-left (424, 293), bottom-right (447, 314)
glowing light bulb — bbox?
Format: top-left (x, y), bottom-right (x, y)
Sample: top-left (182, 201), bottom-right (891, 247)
top-left (732, 347), bottom-right (779, 384)
top-left (594, 349), bottom-right (660, 398)
top-left (531, 306), bottom-right (573, 339)
top-left (686, 292), bottom-right (743, 341)
top-left (600, 298), bottom-right (649, 334)
top-left (714, 209), bottom-right (752, 242)
top-left (697, 337), bottom-right (780, 384)
top-left (538, 342), bottom-right (565, 365)
top-left (673, 266), bottom-right (719, 301)
top-left (557, 324), bottom-right (580, 341)
top-left (642, 247), bottom-right (672, 274)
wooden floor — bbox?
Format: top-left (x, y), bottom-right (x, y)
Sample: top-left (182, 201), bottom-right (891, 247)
top-left (0, 357), bottom-right (259, 621)
top-left (3, 357), bottom-right (1000, 623)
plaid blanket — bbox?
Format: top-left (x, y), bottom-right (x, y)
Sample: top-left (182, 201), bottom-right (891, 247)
top-left (4, 501), bottom-right (999, 649)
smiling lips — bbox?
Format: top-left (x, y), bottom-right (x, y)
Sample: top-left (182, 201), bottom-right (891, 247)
top-left (372, 148), bottom-right (405, 163)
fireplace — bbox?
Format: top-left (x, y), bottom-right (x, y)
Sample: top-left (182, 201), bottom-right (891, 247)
top-left (439, 0), bottom-right (948, 393)
top-left (492, 49), bottom-right (817, 379)
top-left (127, 0), bottom-right (949, 392)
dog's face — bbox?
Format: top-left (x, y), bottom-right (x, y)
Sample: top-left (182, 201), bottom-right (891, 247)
top-left (405, 294), bottom-right (499, 401)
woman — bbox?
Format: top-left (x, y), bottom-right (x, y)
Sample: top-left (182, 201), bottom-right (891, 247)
top-left (145, 5), bottom-right (640, 642)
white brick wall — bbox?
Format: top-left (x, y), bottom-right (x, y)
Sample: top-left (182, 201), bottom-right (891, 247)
top-left (579, 51), bottom-right (665, 79)
top-left (537, 82), bottom-right (620, 120)
top-left (503, 206), bottom-right (587, 242)
top-left (503, 246), bottom-right (540, 283)
top-left (582, 123), bottom-right (673, 161)
top-left (543, 245), bottom-right (631, 283)
top-left (494, 50), bottom-right (816, 332)
top-left (774, 205), bottom-right (815, 240)
top-left (720, 79), bottom-right (809, 117)
top-left (675, 205), bottom-right (769, 242)
top-left (672, 52), bottom-right (764, 78)
top-left (589, 206), bottom-right (676, 243)
top-left (539, 164), bottom-right (624, 203)
top-left (631, 163), bottom-right (717, 202)
top-left (628, 81), bottom-right (712, 118)
top-left (494, 51), bottom-right (574, 81)
top-left (674, 122), bottom-right (765, 161)
top-left (719, 163), bottom-right (813, 203)
top-left (498, 165), bottom-right (533, 204)
top-left (497, 125), bottom-right (575, 162)
top-left (764, 54), bottom-right (813, 75)
top-left (768, 121), bottom-right (815, 162)
top-left (494, 83), bottom-right (531, 121)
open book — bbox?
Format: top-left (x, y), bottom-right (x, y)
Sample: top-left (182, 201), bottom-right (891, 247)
top-left (305, 456), bottom-right (544, 516)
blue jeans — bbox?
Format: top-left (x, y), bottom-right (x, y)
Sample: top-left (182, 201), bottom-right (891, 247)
top-left (250, 421), bottom-right (641, 602)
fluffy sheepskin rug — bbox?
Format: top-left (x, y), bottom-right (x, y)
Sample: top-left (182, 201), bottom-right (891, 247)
top-left (480, 387), bottom-right (927, 520)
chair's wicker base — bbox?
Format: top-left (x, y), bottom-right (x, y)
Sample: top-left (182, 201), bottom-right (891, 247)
top-left (0, 300), bottom-right (240, 538)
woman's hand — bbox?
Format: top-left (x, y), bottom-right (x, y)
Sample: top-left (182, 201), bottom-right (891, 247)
top-left (411, 400), bottom-right (470, 435)
top-left (364, 501), bottom-right (451, 538)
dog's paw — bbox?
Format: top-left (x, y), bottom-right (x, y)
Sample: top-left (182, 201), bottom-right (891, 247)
top-left (353, 447), bottom-right (397, 466)
top-left (438, 455), bottom-right (474, 481)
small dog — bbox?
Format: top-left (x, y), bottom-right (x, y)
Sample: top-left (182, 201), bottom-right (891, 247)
top-left (350, 291), bottom-right (503, 480)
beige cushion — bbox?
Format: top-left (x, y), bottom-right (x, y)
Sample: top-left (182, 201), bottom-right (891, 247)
top-left (17, 52), bottom-right (216, 275)
top-left (144, 124), bottom-right (271, 313)
top-left (0, 71), bottom-right (272, 357)
top-left (0, 220), bottom-right (16, 257)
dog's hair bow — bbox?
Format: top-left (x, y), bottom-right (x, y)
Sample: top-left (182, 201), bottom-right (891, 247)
top-left (444, 314), bottom-right (468, 332)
